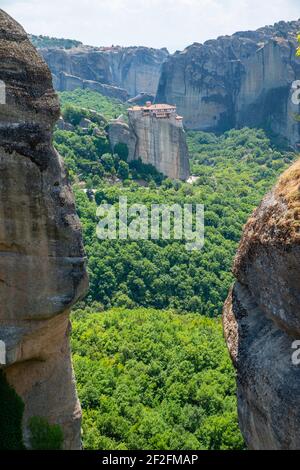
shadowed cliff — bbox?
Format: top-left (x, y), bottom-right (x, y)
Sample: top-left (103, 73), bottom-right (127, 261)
top-left (0, 9), bottom-right (88, 449)
top-left (38, 43), bottom-right (169, 101)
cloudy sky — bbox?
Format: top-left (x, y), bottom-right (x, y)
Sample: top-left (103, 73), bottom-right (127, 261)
top-left (1, 0), bottom-right (299, 52)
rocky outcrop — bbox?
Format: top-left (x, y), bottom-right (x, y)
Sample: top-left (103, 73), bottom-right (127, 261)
top-left (128, 92), bottom-right (156, 106)
top-left (109, 105), bottom-right (190, 180)
top-left (109, 118), bottom-right (137, 164)
top-left (156, 20), bottom-right (300, 148)
top-left (223, 158), bottom-right (300, 449)
top-left (54, 71), bottom-right (129, 101)
top-left (0, 10), bottom-right (88, 449)
top-left (39, 45), bottom-right (169, 100)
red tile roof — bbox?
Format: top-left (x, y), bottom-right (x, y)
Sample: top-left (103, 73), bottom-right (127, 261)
top-left (128, 103), bottom-right (176, 112)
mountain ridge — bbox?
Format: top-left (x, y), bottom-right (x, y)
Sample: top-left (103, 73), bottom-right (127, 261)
top-left (156, 18), bottom-right (300, 147)
top-left (32, 19), bottom-right (300, 147)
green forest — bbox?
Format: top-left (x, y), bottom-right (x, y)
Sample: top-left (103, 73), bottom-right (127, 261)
top-left (72, 308), bottom-right (243, 450)
top-left (54, 89), bottom-right (296, 450)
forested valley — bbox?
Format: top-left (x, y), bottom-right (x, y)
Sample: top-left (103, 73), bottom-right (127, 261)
top-left (55, 89), bottom-right (296, 449)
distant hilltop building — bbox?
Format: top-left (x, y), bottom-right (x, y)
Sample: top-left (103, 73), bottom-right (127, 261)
top-left (129, 102), bottom-right (180, 119)
top-left (109, 101), bottom-right (190, 180)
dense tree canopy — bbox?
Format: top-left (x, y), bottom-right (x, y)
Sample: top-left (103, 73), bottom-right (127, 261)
top-left (59, 89), bottom-right (127, 120)
top-left (72, 308), bottom-right (244, 450)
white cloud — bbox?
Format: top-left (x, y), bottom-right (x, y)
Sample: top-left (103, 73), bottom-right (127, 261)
top-left (2, 0), bottom-right (299, 52)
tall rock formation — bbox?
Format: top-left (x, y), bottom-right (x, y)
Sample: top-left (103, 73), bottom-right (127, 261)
top-left (0, 10), bottom-right (88, 449)
top-left (156, 20), bottom-right (300, 148)
top-left (38, 44), bottom-right (169, 100)
top-left (109, 103), bottom-right (190, 180)
top-left (223, 158), bottom-right (300, 449)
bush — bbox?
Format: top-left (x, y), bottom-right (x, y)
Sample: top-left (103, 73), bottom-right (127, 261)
top-left (29, 416), bottom-right (64, 450)
top-left (117, 160), bottom-right (130, 180)
top-left (114, 143), bottom-right (129, 162)
top-left (112, 293), bottom-right (136, 309)
top-left (0, 371), bottom-right (24, 450)
top-left (63, 105), bottom-right (83, 126)
top-left (129, 158), bottom-right (165, 184)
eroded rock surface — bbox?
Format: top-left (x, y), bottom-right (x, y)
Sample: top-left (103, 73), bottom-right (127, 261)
top-left (0, 9), bottom-right (88, 449)
top-left (55, 71), bottom-right (129, 101)
top-left (39, 45), bottom-right (169, 100)
top-left (223, 158), bottom-right (300, 449)
top-left (156, 20), bottom-right (300, 148)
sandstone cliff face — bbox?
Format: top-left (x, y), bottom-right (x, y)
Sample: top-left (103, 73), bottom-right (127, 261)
top-left (156, 20), bottom-right (300, 148)
top-left (109, 118), bottom-right (137, 165)
top-left (39, 45), bottom-right (169, 100)
top-left (56, 71), bottom-right (129, 102)
top-left (223, 158), bottom-right (300, 449)
top-left (109, 110), bottom-right (190, 180)
top-left (0, 10), bottom-right (88, 449)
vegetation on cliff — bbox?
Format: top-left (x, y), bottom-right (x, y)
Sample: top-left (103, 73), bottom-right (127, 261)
top-left (29, 417), bottom-right (64, 450)
top-left (55, 90), bottom-right (164, 185)
top-left (59, 89), bottom-right (127, 120)
top-left (30, 34), bottom-right (82, 49)
top-left (0, 372), bottom-right (24, 450)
